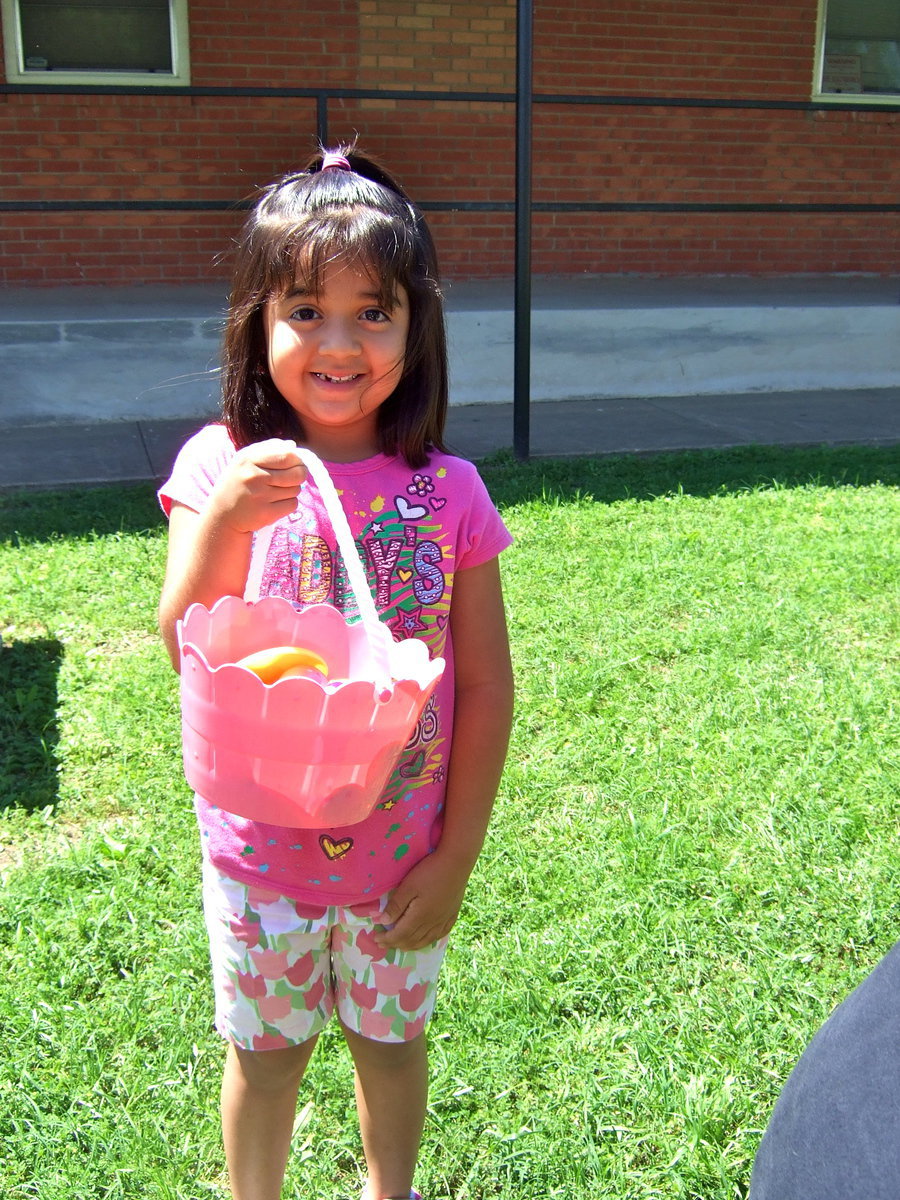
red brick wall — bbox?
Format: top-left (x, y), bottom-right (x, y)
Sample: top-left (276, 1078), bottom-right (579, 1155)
top-left (535, 2), bottom-right (818, 100)
top-left (1, 0), bottom-right (898, 285)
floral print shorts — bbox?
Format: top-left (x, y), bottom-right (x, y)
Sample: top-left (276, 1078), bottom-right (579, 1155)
top-left (201, 861), bottom-right (449, 1051)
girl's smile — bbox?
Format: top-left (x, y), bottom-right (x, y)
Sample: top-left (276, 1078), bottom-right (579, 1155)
top-left (265, 260), bottom-right (410, 461)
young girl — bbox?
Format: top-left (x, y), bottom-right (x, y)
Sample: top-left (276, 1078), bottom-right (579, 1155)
top-left (157, 145), bottom-right (514, 1200)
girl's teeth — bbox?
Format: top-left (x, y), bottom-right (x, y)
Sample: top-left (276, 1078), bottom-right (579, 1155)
top-left (317, 373), bottom-right (358, 382)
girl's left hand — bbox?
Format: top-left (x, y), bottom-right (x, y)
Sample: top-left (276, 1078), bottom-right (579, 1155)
top-left (375, 851), bottom-right (470, 951)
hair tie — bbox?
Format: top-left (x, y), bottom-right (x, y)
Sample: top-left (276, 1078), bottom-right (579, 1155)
top-left (320, 151), bottom-right (351, 173)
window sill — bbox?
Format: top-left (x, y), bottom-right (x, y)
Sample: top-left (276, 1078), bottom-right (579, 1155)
top-left (5, 69), bottom-right (190, 87)
top-left (813, 90), bottom-right (900, 106)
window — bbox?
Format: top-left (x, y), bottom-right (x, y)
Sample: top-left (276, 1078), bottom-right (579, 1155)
top-left (1, 0), bottom-right (190, 85)
top-left (816, 0), bottom-right (900, 104)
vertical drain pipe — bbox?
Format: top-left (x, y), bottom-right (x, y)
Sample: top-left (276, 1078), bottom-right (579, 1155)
top-left (514, 0), bottom-right (533, 460)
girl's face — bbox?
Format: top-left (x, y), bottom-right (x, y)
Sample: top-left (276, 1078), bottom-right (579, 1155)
top-left (264, 257), bottom-right (410, 462)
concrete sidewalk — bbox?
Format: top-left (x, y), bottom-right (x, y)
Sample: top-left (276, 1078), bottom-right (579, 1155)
top-left (2, 389), bottom-right (898, 493)
top-left (1, 275), bottom-right (898, 491)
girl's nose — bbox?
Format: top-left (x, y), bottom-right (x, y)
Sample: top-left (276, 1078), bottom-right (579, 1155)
top-left (317, 317), bottom-right (359, 355)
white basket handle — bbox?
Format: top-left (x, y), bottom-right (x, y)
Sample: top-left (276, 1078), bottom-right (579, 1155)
top-left (242, 445), bottom-right (393, 694)
top-left (295, 448), bottom-right (393, 695)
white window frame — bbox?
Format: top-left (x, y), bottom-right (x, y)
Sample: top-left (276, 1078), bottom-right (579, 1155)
top-left (814, 0), bottom-right (900, 106)
top-left (1, 0), bottom-right (191, 86)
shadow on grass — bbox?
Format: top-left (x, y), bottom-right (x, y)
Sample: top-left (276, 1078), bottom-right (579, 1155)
top-left (478, 442), bottom-right (900, 508)
top-left (0, 638), bottom-right (63, 813)
top-left (0, 483), bottom-right (164, 544)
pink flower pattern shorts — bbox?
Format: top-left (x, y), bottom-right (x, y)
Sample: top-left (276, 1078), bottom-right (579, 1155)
top-left (202, 861), bottom-right (449, 1050)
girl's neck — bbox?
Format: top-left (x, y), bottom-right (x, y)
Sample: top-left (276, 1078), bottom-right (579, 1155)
top-left (300, 430), bottom-right (382, 464)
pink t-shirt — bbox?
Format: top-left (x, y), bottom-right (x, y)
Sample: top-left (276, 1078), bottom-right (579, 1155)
top-left (159, 424), bottom-right (512, 907)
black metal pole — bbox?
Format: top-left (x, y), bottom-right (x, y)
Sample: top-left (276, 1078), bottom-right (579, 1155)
top-left (514, 0), bottom-right (533, 460)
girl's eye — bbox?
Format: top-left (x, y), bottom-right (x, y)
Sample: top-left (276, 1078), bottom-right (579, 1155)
top-left (289, 306), bottom-right (319, 321)
top-left (361, 308), bottom-right (390, 323)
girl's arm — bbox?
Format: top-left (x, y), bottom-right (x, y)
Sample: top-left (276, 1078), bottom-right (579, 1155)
top-left (377, 554), bottom-right (514, 950)
top-left (158, 439), bottom-right (306, 670)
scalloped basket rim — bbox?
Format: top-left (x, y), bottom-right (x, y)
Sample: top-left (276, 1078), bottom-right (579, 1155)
top-left (178, 596), bottom-right (444, 692)
top-left (179, 595), bottom-right (363, 638)
top-left (180, 641), bottom-right (444, 693)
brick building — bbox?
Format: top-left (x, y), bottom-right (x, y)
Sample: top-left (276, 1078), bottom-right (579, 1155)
top-left (1, 0), bottom-right (898, 286)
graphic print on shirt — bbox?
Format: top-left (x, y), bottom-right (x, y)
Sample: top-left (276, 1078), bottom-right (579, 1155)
top-left (259, 470), bottom-right (449, 656)
top-left (364, 472), bottom-right (449, 814)
top-left (319, 834), bottom-right (353, 861)
top-left (386, 692), bottom-right (444, 796)
top-left (257, 470), bottom-right (452, 868)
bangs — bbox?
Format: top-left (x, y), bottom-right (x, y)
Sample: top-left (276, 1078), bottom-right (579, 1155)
top-left (266, 206), bottom-right (420, 310)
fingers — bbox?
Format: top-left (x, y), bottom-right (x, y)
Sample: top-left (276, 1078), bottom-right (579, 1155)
top-left (239, 439), bottom-right (308, 488)
top-left (375, 896), bottom-right (409, 947)
top-left (375, 893), bottom-right (457, 952)
top-left (379, 887), bottom-right (407, 931)
top-left (216, 439), bottom-right (308, 531)
top-left (378, 920), bottom-right (446, 953)
top-left (246, 438), bottom-right (303, 468)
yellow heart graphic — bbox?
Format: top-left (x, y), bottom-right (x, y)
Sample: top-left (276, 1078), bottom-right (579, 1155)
top-left (319, 835), bottom-right (353, 860)
top-left (398, 569), bottom-right (413, 583)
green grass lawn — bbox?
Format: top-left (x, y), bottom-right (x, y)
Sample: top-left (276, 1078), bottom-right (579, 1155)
top-left (1, 442), bottom-right (898, 1199)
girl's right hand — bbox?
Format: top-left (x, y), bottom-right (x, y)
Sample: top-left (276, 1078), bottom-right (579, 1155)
top-left (158, 439), bottom-right (307, 669)
top-left (208, 439), bottom-right (308, 533)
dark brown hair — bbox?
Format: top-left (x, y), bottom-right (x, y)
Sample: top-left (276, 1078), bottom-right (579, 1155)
top-left (221, 144), bottom-right (448, 468)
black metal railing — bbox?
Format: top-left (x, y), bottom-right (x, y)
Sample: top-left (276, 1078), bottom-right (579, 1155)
top-left (2, 80), bottom-right (898, 218)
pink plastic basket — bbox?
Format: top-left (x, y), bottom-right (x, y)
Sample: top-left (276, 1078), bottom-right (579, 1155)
top-left (177, 449), bottom-right (445, 827)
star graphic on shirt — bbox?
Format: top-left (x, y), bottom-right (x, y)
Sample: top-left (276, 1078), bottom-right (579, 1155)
top-left (390, 605), bottom-right (428, 639)
top-left (379, 796), bottom-right (398, 811)
top-left (371, 521), bottom-right (384, 534)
